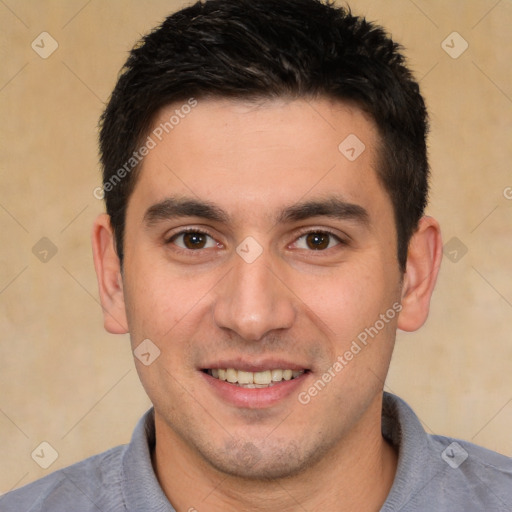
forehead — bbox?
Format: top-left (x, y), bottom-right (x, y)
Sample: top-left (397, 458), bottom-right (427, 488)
top-left (130, 97), bottom-right (388, 222)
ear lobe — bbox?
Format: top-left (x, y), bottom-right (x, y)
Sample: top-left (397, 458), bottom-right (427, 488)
top-left (91, 213), bottom-right (129, 334)
top-left (397, 216), bottom-right (443, 332)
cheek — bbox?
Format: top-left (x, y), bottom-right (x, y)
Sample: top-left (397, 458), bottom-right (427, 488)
top-left (122, 252), bottom-right (223, 344)
top-left (294, 261), bottom-right (390, 339)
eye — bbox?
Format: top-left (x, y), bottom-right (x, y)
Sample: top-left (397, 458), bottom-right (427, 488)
top-left (169, 230), bottom-right (219, 250)
top-left (293, 231), bottom-right (341, 251)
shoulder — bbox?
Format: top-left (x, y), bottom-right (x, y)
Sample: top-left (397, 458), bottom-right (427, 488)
top-left (382, 393), bottom-right (512, 511)
top-left (427, 433), bottom-right (512, 505)
top-left (0, 445), bottom-right (127, 512)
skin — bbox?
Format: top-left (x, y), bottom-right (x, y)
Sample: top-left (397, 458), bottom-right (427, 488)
top-left (92, 97), bottom-right (442, 511)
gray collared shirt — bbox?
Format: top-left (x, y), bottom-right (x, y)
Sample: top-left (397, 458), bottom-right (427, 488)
top-left (2, 393), bottom-right (511, 511)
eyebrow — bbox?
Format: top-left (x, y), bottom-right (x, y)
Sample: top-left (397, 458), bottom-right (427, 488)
top-left (143, 196), bottom-right (369, 227)
top-left (144, 197), bottom-right (230, 226)
top-left (278, 197), bottom-right (370, 226)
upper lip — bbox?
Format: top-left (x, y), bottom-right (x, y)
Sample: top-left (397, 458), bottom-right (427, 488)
top-left (200, 358), bottom-right (309, 373)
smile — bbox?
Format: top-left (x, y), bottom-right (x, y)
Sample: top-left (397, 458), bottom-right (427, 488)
top-left (204, 368), bottom-right (305, 388)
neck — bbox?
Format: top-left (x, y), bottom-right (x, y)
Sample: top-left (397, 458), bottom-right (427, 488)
top-left (152, 394), bottom-right (397, 512)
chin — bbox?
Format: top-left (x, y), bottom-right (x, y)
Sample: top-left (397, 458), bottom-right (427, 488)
top-left (204, 439), bottom-right (322, 481)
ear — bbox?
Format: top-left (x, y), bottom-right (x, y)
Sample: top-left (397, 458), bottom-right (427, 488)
top-left (91, 213), bottom-right (129, 334)
top-left (397, 216), bottom-right (443, 332)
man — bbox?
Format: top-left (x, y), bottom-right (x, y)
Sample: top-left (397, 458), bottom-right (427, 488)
top-left (2, 0), bottom-right (511, 510)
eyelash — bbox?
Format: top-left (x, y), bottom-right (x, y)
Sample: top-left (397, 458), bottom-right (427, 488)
top-left (291, 228), bottom-right (347, 250)
top-left (165, 227), bottom-right (221, 251)
top-left (165, 227), bottom-right (347, 252)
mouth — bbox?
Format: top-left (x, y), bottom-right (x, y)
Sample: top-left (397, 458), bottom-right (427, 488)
top-left (202, 368), bottom-right (308, 388)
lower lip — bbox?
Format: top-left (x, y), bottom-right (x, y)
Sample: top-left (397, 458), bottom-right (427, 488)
top-left (201, 371), bottom-right (309, 409)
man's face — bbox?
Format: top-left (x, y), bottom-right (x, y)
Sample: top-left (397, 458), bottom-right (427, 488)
top-left (121, 98), bottom-right (403, 478)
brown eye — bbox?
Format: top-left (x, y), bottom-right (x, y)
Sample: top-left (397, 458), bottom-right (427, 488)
top-left (293, 231), bottom-right (341, 251)
top-left (305, 232), bottom-right (330, 250)
top-left (183, 232), bottom-right (207, 249)
top-left (171, 231), bottom-right (217, 250)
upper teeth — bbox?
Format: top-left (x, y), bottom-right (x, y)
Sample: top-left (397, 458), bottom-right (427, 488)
top-left (209, 368), bottom-right (304, 386)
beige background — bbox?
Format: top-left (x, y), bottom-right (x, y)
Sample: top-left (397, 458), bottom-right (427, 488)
top-left (1, 0), bottom-right (511, 494)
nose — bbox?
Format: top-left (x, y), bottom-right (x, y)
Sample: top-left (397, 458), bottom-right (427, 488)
top-left (213, 253), bottom-right (296, 341)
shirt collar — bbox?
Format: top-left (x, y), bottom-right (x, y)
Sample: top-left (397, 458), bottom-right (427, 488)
top-left (381, 392), bottom-right (437, 511)
top-left (122, 408), bottom-right (176, 512)
top-left (121, 393), bottom-right (433, 511)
